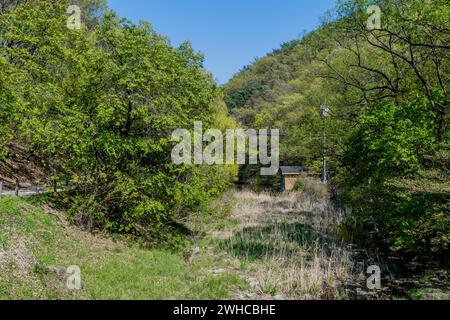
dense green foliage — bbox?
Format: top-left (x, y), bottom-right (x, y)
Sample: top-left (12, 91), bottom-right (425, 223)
top-left (0, 0), bottom-right (237, 238)
top-left (225, 0), bottom-right (449, 254)
top-left (0, 0), bottom-right (448, 255)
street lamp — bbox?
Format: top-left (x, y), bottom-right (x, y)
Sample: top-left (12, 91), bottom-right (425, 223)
top-left (320, 105), bottom-right (330, 184)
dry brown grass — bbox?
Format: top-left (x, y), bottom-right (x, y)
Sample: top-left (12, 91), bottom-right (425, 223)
top-left (220, 184), bottom-right (352, 300)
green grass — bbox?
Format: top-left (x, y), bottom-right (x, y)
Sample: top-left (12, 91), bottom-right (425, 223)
top-left (409, 288), bottom-right (450, 300)
top-left (0, 196), bottom-right (247, 300)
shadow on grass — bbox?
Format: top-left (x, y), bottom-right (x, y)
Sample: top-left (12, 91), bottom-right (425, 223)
top-left (218, 219), bottom-right (330, 261)
top-left (21, 193), bottom-right (50, 206)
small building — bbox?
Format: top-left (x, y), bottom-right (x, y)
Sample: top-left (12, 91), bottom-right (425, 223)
top-left (280, 166), bottom-right (309, 192)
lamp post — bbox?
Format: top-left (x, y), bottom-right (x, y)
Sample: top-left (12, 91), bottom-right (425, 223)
top-left (320, 105), bottom-right (330, 184)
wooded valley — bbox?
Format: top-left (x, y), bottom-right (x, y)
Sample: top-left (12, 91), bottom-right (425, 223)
top-left (0, 0), bottom-right (448, 301)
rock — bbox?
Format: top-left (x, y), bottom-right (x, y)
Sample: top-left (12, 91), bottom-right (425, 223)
top-left (210, 269), bottom-right (226, 274)
top-left (238, 292), bottom-right (256, 300)
top-left (45, 265), bottom-right (67, 279)
top-left (273, 295), bottom-right (284, 300)
top-left (247, 277), bottom-right (259, 288)
top-left (435, 270), bottom-right (447, 279)
top-left (405, 261), bottom-right (422, 271)
top-left (188, 247), bottom-right (201, 265)
top-left (356, 288), bottom-right (369, 297)
top-left (344, 280), bottom-right (359, 287)
top-left (345, 243), bottom-right (358, 250)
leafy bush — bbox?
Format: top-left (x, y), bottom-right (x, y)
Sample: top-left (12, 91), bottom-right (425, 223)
top-left (293, 177), bottom-right (328, 200)
top-left (342, 93), bottom-right (449, 253)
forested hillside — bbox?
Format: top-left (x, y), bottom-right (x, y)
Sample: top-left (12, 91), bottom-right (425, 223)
top-left (224, 0), bottom-right (449, 256)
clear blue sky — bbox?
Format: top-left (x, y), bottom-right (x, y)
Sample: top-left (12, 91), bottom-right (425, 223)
top-left (107, 0), bottom-right (336, 84)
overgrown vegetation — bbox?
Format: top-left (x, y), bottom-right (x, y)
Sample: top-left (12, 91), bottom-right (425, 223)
top-left (224, 0), bottom-right (449, 256)
top-left (214, 189), bottom-right (352, 300)
top-left (1, 182), bottom-right (355, 300)
top-left (0, 0), bottom-right (237, 238)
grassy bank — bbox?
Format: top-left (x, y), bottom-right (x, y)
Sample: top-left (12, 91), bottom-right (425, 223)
top-left (0, 196), bottom-right (246, 300)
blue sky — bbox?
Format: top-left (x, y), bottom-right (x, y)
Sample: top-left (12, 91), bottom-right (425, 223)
top-left (108, 0), bottom-right (336, 84)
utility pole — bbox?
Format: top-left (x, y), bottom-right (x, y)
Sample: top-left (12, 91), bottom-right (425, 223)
top-left (320, 105), bottom-right (330, 184)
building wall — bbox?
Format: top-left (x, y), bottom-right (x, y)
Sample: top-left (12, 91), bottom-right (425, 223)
top-left (283, 174), bottom-right (299, 191)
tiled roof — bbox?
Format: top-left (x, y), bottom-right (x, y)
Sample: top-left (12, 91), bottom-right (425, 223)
top-left (280, 166), bottom-right (309, 175)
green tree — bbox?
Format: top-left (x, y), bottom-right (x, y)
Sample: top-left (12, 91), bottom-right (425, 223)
top-left (0, 0), bottom-right (237, 240)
